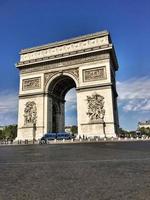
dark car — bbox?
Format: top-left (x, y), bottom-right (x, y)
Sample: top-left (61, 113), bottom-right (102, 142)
top-left (39, 133), bottom-right (56, 144)
top-left (56, 132), bottom-right (71, 140)
top-left (39, 132), bottom-right (72, 144)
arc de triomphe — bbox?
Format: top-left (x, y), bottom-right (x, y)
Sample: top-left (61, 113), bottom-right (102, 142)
top-left (16, 31), bottom-right (119, 140)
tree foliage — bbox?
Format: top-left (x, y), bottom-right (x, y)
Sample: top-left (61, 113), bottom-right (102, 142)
top-left (118, 128), bottom-right (137, 138)
top-left (0, 125), bottom-right (17, 140)
top-left (71, 126), bottom-right (78, 134)
top-left (139, 127), bottom-right (150, 136)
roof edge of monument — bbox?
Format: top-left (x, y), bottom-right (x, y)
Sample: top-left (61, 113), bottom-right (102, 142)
top-left (20, 30), bottom-right (109, 54)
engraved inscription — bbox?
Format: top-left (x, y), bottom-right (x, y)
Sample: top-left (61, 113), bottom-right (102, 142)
top-left (83, 67), bottom-right (106, 82)
top-left (22, 77), bottom-right (41, 91)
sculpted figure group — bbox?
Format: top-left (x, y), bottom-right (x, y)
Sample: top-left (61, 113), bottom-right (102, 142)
top-left (24, 101), bottom-right (37, 125)
top-left (87, 93), bottom-right (105, 121)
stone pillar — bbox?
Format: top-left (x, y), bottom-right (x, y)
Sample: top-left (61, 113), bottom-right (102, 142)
top-left (45, 96), bottom-right (53, 133)
top-left (59, 101), bottom-right (65, 132)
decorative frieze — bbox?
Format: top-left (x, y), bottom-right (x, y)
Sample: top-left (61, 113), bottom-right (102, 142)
top-left (22, 77), bottom-right (41, 91)
top-left (20, 53), bottom-right (109, 74)
top-left (24, 101), bottom-right (37, 125)
top-left (20, 36), bottom-right (109, 62)
top-left (86, 93), bottom-right (105, 121)
top-left (83, 67), bottom-right (106, 82)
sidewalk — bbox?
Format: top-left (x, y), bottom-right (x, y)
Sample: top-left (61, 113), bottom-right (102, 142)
top-left (0, 137), bottom-right (150, 146)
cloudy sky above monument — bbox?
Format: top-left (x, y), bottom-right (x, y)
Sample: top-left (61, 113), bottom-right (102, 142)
top-left (0, 0), bottom-right (150, 130)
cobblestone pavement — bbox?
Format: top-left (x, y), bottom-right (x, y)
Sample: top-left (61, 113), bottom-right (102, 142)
top-left (0, 141), bottom-right (150, 200)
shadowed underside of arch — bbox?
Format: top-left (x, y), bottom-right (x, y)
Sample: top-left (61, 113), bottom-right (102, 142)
top-left (48, 75), bottom-right (76, 100)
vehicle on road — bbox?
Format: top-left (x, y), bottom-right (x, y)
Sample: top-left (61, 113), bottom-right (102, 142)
top-left (39, 133), bottom-right (56, 144)
top-left (39, 132), bottom-right (72, 144)
top-left (56, 132), bottom-right (72, 140)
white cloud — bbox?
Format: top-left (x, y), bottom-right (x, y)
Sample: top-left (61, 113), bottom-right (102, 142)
top-left (0, 90), bottom-right (18, 125)
top-left (117, 76), bottom-right (150, 112)
top-left (65, 88), bottom-right (77, 112)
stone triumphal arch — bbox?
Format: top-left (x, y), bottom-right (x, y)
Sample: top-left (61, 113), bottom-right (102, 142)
top-left (16, 31), bottom-right (119, 140)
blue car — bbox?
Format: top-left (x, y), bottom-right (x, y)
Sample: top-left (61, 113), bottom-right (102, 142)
top-left (39, 132), bottom-right (71, 144)
top-left (56, 132), bottom-right (71, 140)
top-left (39, 133), bottom-right (56, 144)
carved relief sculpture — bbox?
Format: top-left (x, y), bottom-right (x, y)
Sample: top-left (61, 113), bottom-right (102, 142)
top-left (86, 93), bottom-right (105, 121)
top-left (20, 54), bottom-right (109, 74)
top-left (22, 77), bottom-right (41, 90)
top-left (83, 67), bottom-right (106, 82)
top-left (44, 68), bottom-right (79, 88)
top-left (24, 101), bottom-right (37, 125)
top-left (44, 72), bottom-right (57, 87)
top-left (64, 68), bottom-right (79, 80)
top-left (20, 36), bottom-right (108, 62)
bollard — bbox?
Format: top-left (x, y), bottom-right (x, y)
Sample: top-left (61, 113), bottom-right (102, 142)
top-left (88, 138), bottom-right (90, 142)
top-left (71, 138), bottom-right (74, 142)
top-left (96, 138), bottom-right (99, 142)
top-left (63, 139), bottom-right (65, 142)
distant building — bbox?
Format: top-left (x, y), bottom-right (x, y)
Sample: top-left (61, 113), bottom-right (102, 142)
top-left (65, 126), bottom-right (72, 133)
top-left (138, 121), bottom-right (150, 129)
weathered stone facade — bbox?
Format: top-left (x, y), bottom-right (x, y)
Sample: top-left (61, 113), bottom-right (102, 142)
top-left (16, 31), bottom-right (119, 140)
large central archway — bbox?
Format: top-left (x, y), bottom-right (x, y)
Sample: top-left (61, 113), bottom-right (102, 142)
top-left (45, 74), bottom-right (77, 133)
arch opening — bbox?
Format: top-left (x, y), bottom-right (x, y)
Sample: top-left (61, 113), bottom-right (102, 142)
top-left (65, 88), bottom-right (77, 135)
top-left (46, 75), bottom-right (77, 133)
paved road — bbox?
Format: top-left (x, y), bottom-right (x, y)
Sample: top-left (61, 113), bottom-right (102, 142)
top-left (0, 141), bottom-right (150, 200)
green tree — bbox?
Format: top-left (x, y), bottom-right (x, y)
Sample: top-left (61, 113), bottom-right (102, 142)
top-left (0, 129), bottom-right (5, 139)
top-left (139, 127), bottom-right (150, 137)
top-left (71, 126), bottom-right (78, 134)
top-left (129, 131), bottom-right (137, 138)
top-left (118, 128), bottom-right (129, 138)
top-left (2, 125), bottom-right (17, 139)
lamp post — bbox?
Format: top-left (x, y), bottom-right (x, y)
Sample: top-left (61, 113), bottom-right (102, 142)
top-left (33, 122), bottom-right (36, 144)
top-left (103, 121), bottom-right (106, 138)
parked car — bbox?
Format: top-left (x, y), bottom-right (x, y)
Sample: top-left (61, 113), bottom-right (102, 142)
top-left (56, 132), bottom-right (72, 140)
top-left (39, 133), bottom-right (56, 144)
top-left (39, 132), bottom-right (72, 144)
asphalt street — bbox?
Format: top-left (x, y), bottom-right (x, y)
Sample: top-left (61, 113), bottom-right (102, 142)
top-left (0, 141), bottom-right (150, 200)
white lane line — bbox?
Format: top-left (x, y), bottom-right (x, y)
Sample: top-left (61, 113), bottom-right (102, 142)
top-left (0, 157), bottom-right (150, 165)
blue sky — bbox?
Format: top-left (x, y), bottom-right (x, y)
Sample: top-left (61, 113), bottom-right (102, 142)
top-left (0, 0), bottom-right (150, 130)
